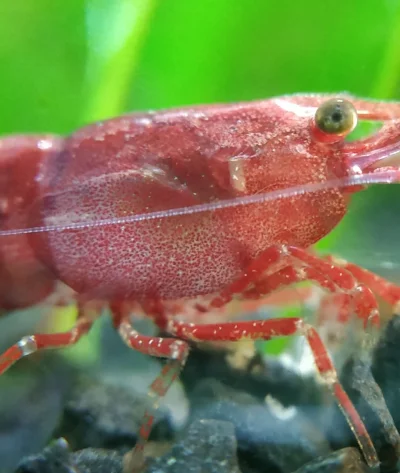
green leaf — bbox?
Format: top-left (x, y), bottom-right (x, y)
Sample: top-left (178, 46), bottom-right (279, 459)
top-left (82, 0), bottom-right (158, 123)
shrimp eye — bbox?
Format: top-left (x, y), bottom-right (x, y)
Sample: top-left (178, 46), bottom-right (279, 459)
top-left (315, 98), bottom-right (357, 136)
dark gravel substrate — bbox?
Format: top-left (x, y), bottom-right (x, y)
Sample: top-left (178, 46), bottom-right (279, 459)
top-left (8, 314), bottom-right (400, 473)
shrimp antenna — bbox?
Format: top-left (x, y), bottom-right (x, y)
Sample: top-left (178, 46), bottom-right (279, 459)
top-left (0, 169), bottom-right (399, 236)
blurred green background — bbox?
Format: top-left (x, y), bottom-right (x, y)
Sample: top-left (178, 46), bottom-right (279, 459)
top-left (1, 0), bottom-right (400, 132)
top-left (1, 0), bottom-right (400, 259)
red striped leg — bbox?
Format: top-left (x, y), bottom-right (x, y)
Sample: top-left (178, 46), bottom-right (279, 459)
top-left (168, 317), bottom-right (379, 469)
top-left (210, 245), bottom-right (380, 329)
top-left (0, 313), bottom-right (94, 375)
top-left (326, 255), bottom-right (400, 313)
top-left (111, 305), bottom-right (189, 473)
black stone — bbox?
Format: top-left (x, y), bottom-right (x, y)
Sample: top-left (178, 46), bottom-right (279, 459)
top-left (292, 448), bottom-right (369, 473)
top-left (55, 376), bottom-right (174, 451)
top-left (188, 378), bottom-right (330, 473)
top-left (147, 419), bottom-right (242, 473)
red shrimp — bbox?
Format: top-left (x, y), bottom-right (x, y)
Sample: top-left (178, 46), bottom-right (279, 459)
top-left (1, 94), bottom-right (400, 470)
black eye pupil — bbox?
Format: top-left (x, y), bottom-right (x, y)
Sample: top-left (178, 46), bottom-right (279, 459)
top-left (331, 110), bottom-right (342, 122)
